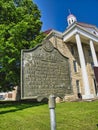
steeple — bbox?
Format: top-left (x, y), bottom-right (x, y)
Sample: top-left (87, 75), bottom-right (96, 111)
top-left (67, 11), bottom-right (77, 26)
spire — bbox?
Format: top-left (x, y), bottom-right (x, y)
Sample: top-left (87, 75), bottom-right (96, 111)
top-left (67, 10), bottom-right (77, 26)
top-left (68, 9), bottom-right (71, 15)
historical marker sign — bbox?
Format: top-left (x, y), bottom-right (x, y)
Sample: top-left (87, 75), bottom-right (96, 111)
top-left (21, 40), bottom-right (72, 100)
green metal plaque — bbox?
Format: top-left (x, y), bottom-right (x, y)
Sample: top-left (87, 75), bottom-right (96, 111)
top-left (21, 40), bottom-right (72, 100)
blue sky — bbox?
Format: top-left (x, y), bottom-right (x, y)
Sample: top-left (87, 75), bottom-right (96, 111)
top-left (33, 0), bottom-right (98, 32)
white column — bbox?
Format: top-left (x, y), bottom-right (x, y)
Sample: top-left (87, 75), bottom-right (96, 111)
top-left (75, 33), bottom-right (94, 99)
top-left (90, 40), bottom-right (98, 96)
top-left (90, 40), bottom-right (98, 67)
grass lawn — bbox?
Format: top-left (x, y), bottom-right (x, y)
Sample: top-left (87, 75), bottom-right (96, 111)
top-left (0, 100), bottom-right (98, 130)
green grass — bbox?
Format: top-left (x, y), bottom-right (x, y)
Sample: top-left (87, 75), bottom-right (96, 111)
top-left (0, 101), bottom-right (98, 130)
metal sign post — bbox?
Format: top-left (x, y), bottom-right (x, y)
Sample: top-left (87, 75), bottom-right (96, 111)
top-left (49, 95), bottom-right (56, 130)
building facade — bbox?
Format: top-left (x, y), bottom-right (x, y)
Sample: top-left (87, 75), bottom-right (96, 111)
top-left (44, 14), bottom-right (98, 100)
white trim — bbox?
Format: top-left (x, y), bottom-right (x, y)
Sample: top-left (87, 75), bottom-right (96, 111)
top-left (63, 23), bottom-right (98, 43)
top-left (63, 28), bottom-right (77, 41)
top-left (89, 40), bottom-right (98, 67)
top-left (77, 27), bottom-right (98, 42)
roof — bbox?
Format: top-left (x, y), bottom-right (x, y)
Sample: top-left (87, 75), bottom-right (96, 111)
top-left (77, 22), bottom-right (98, 32)
top-left (44, 29), bottom-right (52, 35)
top-left (67, 14), bottom-right (76, 19)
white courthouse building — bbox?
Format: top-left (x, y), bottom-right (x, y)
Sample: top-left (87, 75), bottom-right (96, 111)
top-left (44, 14), bottom-right (98, 100)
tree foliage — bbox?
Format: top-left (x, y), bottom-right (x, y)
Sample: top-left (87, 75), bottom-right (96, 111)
top-left (0, 0), bottom-right (45, 91)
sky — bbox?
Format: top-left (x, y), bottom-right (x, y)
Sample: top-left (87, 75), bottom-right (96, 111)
top-left (33, 0), bottom-right (98, 32)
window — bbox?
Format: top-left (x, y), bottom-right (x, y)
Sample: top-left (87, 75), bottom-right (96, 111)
top-left (68, 20), bottom-right (71, 25)
top-left (73, 60), bottom-right (78, 72)
top-left (76, 80), bottom-right (82, 99)
top-left (76, 80), bottom-right (80, 93)
top-left (71, 19), bottom-right (73, 22)
top-left (93, 31), bottom-right (96, 35)
top-left (91, 62), bottom-right (94, 69)
top-left (93, 78), bottom-right (98, 95)
top-left (88, 50), bottom-right (92, 57)
top-left (70, 46), bottom-right (74, 55)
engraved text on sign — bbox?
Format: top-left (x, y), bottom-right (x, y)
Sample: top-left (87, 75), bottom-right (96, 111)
top-left (21, 41), bottom-right (72, 99)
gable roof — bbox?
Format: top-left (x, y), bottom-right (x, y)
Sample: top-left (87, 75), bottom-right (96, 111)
top-left (44, 29), bottom-right (53, 35)
top-left (77, 22), bottom-right (98, 32)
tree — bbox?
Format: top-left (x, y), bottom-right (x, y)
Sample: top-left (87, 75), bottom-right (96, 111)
top-left (0, 0), bottom-right (45, 91)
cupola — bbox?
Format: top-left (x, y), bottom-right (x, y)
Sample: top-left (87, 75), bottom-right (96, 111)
top-left (67, 14), bottom-right (77, 26)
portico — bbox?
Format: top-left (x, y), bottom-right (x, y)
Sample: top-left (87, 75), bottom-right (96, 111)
top-left (63, 17), bottom-right (98, 99)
